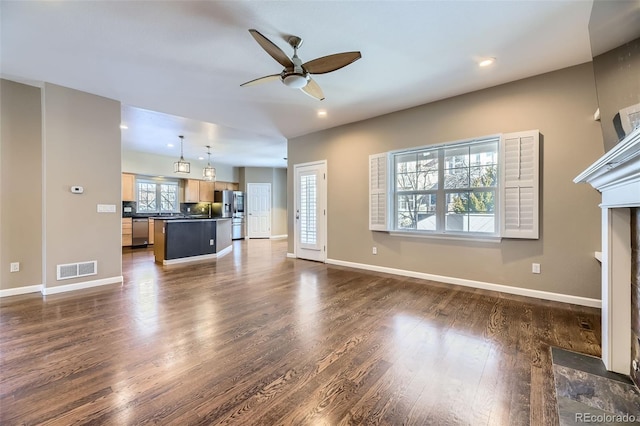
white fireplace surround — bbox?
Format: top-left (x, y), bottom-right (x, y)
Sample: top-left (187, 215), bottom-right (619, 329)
top-left (575, 126), bottom-right (640, 374)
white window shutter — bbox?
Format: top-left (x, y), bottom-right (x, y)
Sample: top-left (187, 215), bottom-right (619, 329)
top-left (501, 130), bottom-right (540, 239)
top-left (369, 153), bottom-right (389, 231)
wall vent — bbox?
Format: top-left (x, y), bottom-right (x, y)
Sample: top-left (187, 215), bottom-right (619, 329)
top-left (56, 261), bottom-right (97, 280)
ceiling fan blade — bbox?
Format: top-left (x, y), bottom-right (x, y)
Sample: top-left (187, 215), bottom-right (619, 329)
top-left (301, 78), bottom-right (325, 101)
top-left (249, 29), bottom-right (293, 68)
top-left (240, 74), bottom-right (281, 87)
top-left (303, 51), bottom-right (362, 74)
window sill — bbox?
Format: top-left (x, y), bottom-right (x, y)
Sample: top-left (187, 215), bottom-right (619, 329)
top-left (388, 230), bottom-right (502, 243)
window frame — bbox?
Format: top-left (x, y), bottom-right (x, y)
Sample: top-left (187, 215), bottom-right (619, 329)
top-left (391, 135), bottom-right (501, 239)
top-left (135, 178), bottom-right (180, 214)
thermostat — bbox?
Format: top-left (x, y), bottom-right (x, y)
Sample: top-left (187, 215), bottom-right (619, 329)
top-left (70, 186), bottom-right (84, 194)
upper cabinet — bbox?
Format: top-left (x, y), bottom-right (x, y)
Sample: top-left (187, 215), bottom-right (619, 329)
top-left (122, 173), bottom-right (135, 201)
top-left (214, 181), bottom-right (239, 191)
top-left (124, 173), bottom-right (239, 204)
top-left (185, 179), bottom-right (200, 203)
top-left (185, 179), bottom-right (238, 203)
top-left (199, 181), bottom-right (215, 202)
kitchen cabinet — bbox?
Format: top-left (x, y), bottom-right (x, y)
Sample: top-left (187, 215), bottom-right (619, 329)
top-left (214, 181), bottom-right (239, 191)
top-left (154, 218), bottom-right (232, 264)
top-left (122, 173), bottom-right (135, 201)
top-left (148, 219), bottom-right (155, 245)
top-left (185, 179), bottom-right (200, 203)
top-left (199, 181), bottom-right (215, 202)
top-left (122, 218), bottom-right (132, 247)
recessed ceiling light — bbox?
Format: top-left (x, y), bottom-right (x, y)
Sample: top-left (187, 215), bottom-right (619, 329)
top-left (167, 143), bottom-right (174, 148)
top-left (478, 57), bottom-right (496, 67)
top-left (317, 110), bottom-right (327, 117)
top-left (120, 124), bottom-right (128, 130)
top-left (198, 156), bottom-right (204, 160)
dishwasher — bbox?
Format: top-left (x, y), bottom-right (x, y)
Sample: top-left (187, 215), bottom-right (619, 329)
top-left (132, 218), bottom-right (149, 247)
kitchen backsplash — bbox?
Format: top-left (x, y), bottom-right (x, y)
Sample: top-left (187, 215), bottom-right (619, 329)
top-left (122, 201), bottom-right (136, 216)
top-left (180, 203), bottom-right (212, 216)
top-left (122, 201), bottom-right (211, 216)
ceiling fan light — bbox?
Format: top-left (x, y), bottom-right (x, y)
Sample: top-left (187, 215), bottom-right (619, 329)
top-left (282, 74), bottom-right (308, 89)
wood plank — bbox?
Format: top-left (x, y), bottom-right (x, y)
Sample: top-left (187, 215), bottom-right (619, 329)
top-left (0, 240), bottom-right (603, 424)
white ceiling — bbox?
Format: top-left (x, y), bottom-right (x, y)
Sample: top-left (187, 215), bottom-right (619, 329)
top-left (1, 1), bottom-right (597, 168)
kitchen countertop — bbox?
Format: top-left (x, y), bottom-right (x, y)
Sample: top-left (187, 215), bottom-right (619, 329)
top-left (156, 217), bottom-right (231, 222)
top-left (126, 215), bottom-right (231, 220)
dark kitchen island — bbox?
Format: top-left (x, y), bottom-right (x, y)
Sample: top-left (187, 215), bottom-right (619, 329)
top-left (153, 218), bottom-right (232, 265)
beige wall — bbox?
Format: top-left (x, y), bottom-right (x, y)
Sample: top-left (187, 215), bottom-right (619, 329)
top-left (592, 36), bottom-right (640, 152)
top-left (272, 168), bottom-right (287, 236)
top-left (288, 63), bottom-right (604, 299)
top-left (0, 80), bottom-right (43, 290)
top-left (42, 83), bottom-right (122, 288)
top-left (122, 149), bottom-right (239, 183)
top-left (241, 167), bottom-right (288, 237)
top-left (242, 167), bottom-right (274, 189)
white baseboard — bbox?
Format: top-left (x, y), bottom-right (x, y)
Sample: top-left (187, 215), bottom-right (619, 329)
top-left (286, 252), bottom-right (296, 259)
top-left (326, 258), bottom-right (601, 308)
top-left (42, 276), bottom-right (123, 296)
top-left (216, 245), bottom-right (233, 258)
top-left (0, 284), bottom-right (43, 298)
top-left (162, 246), bottom-right (232, 265)
top-left (270, 234), bottom-right (288, 240)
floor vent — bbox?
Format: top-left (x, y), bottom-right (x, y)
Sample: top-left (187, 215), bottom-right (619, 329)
top-left (57, 261), bottom-right (97, 280)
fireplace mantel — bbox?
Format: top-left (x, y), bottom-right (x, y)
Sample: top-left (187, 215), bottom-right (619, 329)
top-left (575, 126), bottom-right (640, 205)
top-left (574, 125), bottom-right (640, 375)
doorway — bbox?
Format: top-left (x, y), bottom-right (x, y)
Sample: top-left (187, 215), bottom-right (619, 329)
top-left (294, 161), bottom-right (327, 262)
top-left (247, 183), bottom-right (271, 238)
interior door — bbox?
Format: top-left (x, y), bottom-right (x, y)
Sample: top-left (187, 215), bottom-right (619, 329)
top-left (295, 161), bottom-right (327, 262)
top-left (247, 183), bottom-right (271, 238)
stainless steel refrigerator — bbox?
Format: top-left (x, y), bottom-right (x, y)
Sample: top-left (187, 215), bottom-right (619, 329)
top-left (213, 190), bottom-right (233, 218)
top-left (232, 191), bottom-right (245, 240)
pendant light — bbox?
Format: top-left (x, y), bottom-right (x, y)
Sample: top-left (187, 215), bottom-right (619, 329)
top-left (173, 135), bottom-right (190, 173)
top-left (202, 145), bottom-right (216, 181)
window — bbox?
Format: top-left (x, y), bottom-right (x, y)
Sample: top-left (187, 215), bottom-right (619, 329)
top-left (136, 179), bottom-right (180, 214)
top-left (299, 173), bottom-right (318, 245)
top-left (369, 130), bottom-right (539, 240)
top-left (394, 137), bottom-right (499, 236)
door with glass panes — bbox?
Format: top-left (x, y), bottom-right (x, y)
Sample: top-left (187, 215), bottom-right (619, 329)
top-left (294, 161), bottom-right (326, 262)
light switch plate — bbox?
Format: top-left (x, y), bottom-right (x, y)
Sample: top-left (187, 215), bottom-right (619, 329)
top-left (97, 204), bottom-right (116, 213)
top-left (10, 262), bottom-right (19, 272)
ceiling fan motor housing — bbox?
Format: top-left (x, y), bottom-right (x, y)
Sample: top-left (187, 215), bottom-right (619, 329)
top-left (281, 53), bottom-right (308, 88)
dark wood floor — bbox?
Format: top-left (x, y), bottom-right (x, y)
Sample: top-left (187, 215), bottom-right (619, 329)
top-left (1, 239), bottom-right (601, 425)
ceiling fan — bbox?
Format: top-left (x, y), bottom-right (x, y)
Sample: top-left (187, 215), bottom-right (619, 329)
top-left (240, 29), bottom-right (362, 101)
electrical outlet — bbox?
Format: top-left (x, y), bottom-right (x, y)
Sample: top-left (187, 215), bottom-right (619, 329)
top-left (532, 263), bottom-right (541, 274)
top-left (10, 262), bottom-right (19, 272)
top-left (187, 207), bottom-right (191, 212)
top-left (210, 239), bottom-right (214, 246)
top-left (372, 247), bottom-right (377, 255)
